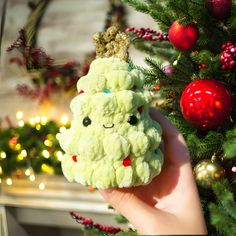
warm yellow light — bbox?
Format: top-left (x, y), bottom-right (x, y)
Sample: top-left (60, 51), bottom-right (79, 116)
top-left (55, 150), bottom-right (63, 161)
top-left (41, 164), bottom-right (54, 175)
top-left (29, 117), bottom-right (35, 126)
top-left (59, 126), bottom-right (66, 133)
top-left (21, 149), bottom-right (27, 157)
top-left (36, 124), bottom-right (41, 130)
top-left (39, 182), bottom-right (45, 190)
top-left (42, 150), bottom-right (50, 158)
top-left (29, 174), bottom-right (35, 181)
top-left (0, 178), bottom-right (2, 184)
top-left (44, 139), bottom-right (52, 147)
top-left (0, 166), bottom-right (3, 175)
top-left (25, 168), bottom-right (31, 176)
top-left (61, 116), bottom-right (69, 125)
top-left (18, 120), bottom-right (25, 127)
top-left (16, 111), bottom-right (24, 120)
top-left (41, 116), bottom-right (47, 125)
top-left (15, 144), bottom-right (21, 151)
top-left (35, 116), bottom-right (41, 123)
top-left (17, 154), bottom-right (24, 161)
top-left (56, 133), bottom-right (61, 140)
top-left (6, 178), bottom-right (12, 185)
top-left (0, 151), bottom-right (6, 159)
top-left (46, 134), bottom-right (54, 140)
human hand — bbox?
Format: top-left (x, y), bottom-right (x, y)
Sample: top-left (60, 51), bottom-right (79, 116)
top-left (100, 108), bottom-right (207, 235)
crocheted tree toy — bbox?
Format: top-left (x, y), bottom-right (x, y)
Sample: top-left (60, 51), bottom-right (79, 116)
top-left (59, 27), bottom-right (163, 188)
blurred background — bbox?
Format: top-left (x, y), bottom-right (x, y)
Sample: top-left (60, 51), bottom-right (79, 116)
top-left (0, 1), bottom-right (157, 236)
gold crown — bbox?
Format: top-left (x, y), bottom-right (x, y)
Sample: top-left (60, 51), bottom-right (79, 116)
top-left (93, 26), bottom-right (130, 61)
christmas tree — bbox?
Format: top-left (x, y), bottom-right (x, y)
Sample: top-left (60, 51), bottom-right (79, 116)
top-left (120, 0), bottom-right (236, 235)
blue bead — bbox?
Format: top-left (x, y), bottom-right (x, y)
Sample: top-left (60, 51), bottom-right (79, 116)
top-left (103, 89), bottom-right (111, 94)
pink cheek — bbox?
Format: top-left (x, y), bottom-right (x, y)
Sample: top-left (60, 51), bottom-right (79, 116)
top-left (72, 155), bottom-right (77, 162)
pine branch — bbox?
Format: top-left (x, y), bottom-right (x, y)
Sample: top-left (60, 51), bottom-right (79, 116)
top-left (223, 128), bottom-right (236, 159)
top-left (212, 180), bottom-right (236, 220)
top-left (209, 204), bottom-right (236, 236)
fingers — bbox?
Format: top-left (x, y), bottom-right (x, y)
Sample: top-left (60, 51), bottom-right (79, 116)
top-left (99, 188), bottom-right (172, 234)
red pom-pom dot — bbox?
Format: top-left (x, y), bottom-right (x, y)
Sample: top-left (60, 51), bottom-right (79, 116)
top-left (79, 90), bottom-right (84, 95)
top-left (137, 106), bottom-right (144, 113)
top-left (122, 156), bottom-right (131, 167)
top-left (72, 155), bottom-right (77, 162)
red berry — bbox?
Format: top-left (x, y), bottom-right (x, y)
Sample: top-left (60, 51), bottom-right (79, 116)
top-left (72, 155), bottom-right (77, 162)
top-left (123, 156), bottom-right (131, 167)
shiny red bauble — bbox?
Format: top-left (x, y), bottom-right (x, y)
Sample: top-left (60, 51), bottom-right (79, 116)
top-left (180, 79), bottom-right (232, 129)
top-left (168, 21), bottom-right (198, 51)
top-left (206, 0), bottom-right (232, 20)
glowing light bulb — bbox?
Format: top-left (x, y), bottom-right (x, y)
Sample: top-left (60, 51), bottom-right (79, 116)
top-left (42, 150), bottom-right (50, 158)
top-left (35, 116), bottom-right (41, 123)
top-left (59, 126), bottom-right (66, 133)
top-left (6, 178), bottom-right (12, 185)
top-left (44, 139), bottom-right (52, 147)
top-left (41, 164), bottom-right (54, 175)
top-left (56, 133), bottom-right (61, 140)
top-left (0, 166), bottom-right (3, 175)
top-left (21, 149), bottom-right (27, 157)
top-left (55, 151), bottom-right (63, 161)
top-left (25, 169), bottom-right (31, 176)
top-left (18, 120), bottom-right (25, 127)
top-left (16, 111), bottom-right (24, 120)
top-left (15, 144), bottom-right (21, 151)
top-left (29, 174), bottom-right (35, 181)
top-left (36, 124), bottom-right (41, 130)
top-left (39, 182), bottom-right (45, 190)
top-left (41, 116), bottom-right (47, 125)
top-left (61, 116), bottom-right (69, 125)
top-left (0, 151), bottom-right (6, 159)
top-left (17, 154), bottom-right (24, 161)
top-left (29, 118), bottom-right (35, 126)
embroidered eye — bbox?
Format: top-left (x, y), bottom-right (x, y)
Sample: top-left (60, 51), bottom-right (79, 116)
top-left (83, 117), bottom-right (92, 127)
top-left (128, 115), bottom-right (138, 125)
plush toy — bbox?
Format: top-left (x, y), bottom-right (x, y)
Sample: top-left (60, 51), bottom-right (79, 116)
top-left (59, 27), bottom-right (163, 188)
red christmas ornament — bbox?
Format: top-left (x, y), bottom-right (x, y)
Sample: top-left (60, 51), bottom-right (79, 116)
top-left (206, 0), bottom-right (232, 20)
top-left (168, 21), bottom-right (198, 51)
top-left (180, 79), bottom-right (232, 129)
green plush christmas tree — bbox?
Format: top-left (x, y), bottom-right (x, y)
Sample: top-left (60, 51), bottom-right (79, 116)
top-left (121, 0), bottom-right (236, 235)
top-left (59, 27), bottom-right (163, 189)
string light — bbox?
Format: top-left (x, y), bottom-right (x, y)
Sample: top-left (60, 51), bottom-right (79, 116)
top-left (42, 150), bottom-right (50, 158)
top-left (232, 166), bottom-right (236, 173)
top-left (0, 151), bottom-right (6, 159)
top-left (47, 134), bottom-right (54, 140)
top-left (0, 166), bottom-right (3, 175)
top-left (29, 117), bottom-right (35, 126)
top-left (56, 133), bottom-right (61, 140)
top-left (41, 116), bottom-right (47, 125)
top-left (6, 178), bottom-right (12, 185)
top-left (39, 182), bottom-right (45, 190)
top-left (15, 144), bottom-right (21, 151)
top-left (17, 153), bottom-right (24, 161)
top-left (18, 120), bottom-right (25, 127)
top-left (25, 168), bottom-right (31, 176)
top-left (29, 174), bottom-right (35, 181)
top-left (35, 116), bottom-right (41, 123)
top-left (16, 111), bottom-right (24, 120)
top-left (55, 150), bottom-right (63, 161)
top-left (21, 149), bottom-right (27, 157)
top-left (41, 164), bottom-right (54, 175)
top-left (35, 124), bottom-right (41, 130)
top-left (44, 139), bottom-right (52, 147)
top-left (59, 126), bottom-right (66, 133)
top-left (60, 115), bottom-right (69, 125)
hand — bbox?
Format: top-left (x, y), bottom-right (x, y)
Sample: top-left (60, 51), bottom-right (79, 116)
top-left (100, 108), bottom-right (207, 235)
